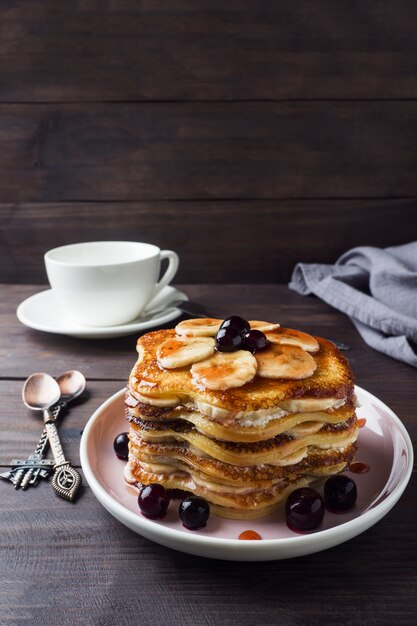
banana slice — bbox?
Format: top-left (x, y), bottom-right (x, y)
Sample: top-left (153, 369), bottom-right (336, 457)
top-left (134, 392), bottom-right (180, 407)
top-left (249, 320), bottom-right (281, 332)
top-left (265, 327), bottom-right (320, 352)
top-left (256, 344), bottom-right (317, 379)
top-left (191, 350), bottom-right (257, 391)
top-left (157, 337), bottom-right (215, 369)
top-left (175, 318), bottom-right (222, 337)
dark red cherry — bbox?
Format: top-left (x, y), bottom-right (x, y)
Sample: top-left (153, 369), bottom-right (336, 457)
top-left (324, 475), bottom-right (357, 512)
top-left (220, 316), bottom-right (250, 337)
top-left (179, 496), bottom-right (210, 530)
top-left (285, 487), bottom-right (325, 532)
top-left (113, 432), bottom-right (129, 460)
top-left (215, 326), bottom-right (243, 352)
top-left (138, 484), bottom-right (170, 519)
top-left (242, 329), bottom-right (269, 353)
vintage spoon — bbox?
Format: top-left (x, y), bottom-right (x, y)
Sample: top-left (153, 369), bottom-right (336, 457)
top-left (20, 370), bottom-right (87, 490)
top-left (22, 373), bottom-right (82, 502)
top-left (56, 370), bottom-right (86, 404)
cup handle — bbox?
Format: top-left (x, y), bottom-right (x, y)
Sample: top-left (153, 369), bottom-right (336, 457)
top-left (147, 250), bottom-right (179, 304)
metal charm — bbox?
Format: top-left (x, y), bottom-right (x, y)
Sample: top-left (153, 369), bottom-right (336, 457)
top-left (0, 466), bottom-right (53, 487)
top-left (43, 414), bottom-right (82, 503)
top-left (51, 463), bottom-right (82, 502)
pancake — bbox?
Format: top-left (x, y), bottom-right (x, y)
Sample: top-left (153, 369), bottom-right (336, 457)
top-left (127, 440), bottom-right (357, 485)
top-left (128, 416), bottom-right (358, 466)
top-left (129, 330), bottom-right (354, 419)
top-left (127, 390), bottom-right (356, 442)
top-left (124, 460), bottom-right (348, 519)
top-left (124, 319), bottom-right (358, 519)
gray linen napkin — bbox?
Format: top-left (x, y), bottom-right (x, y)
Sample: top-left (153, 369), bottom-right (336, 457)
top-left (289, 241), bottom-right (417, 367)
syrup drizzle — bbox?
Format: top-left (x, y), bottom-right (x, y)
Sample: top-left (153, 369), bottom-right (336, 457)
top-left (238, 530), bottom-right (262, 540)
top-left (349, 462), bottom-right (370, 474)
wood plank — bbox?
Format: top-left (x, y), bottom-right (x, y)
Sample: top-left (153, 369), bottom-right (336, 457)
top-left (1, 102), bottom-right (417, 202)
top-left (1, 199), bottom-right (416, 284)
top-left (1, 1), bottom-right (417, 101)
top-left (0, 473), bottom-right (416, 625)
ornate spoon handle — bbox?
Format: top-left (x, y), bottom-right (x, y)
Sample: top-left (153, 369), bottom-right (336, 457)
top-left (20, 400), bottom-right (65, 490)
top-left (43, 410), bottom-right (82, 502)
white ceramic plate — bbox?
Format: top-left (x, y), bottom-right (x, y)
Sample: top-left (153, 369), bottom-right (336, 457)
top-left (80, 386), bottom-right (413, 561)
top-left (16, 286), bottom-right (188, 339)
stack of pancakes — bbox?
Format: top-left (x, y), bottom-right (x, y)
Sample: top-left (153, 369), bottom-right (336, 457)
top-left (124, 321), bottom-right (358, 519)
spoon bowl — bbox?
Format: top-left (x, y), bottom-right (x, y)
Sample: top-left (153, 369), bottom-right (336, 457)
top-left (56, 370), bottom-right (86, 403)
top-left (22, 372), bottom-right (61, 412)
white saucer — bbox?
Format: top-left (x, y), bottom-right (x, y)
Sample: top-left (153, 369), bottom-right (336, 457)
top-left (17, 286), bottom-right (188, 339)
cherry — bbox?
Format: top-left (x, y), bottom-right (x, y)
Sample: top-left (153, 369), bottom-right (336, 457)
top-left (179, 496), bottom-right (210, 530)
top-left (324, 475), bottom-right (357, 512)
top-left (285, 487), bottom-right (324, 532)
top-left (220, 316), bottom-right (251, 337)
top-left (215, 326), bottom-right (243, 352)
top-left (242, 329), bottom-right (269, 353)
top-left (215, 316), bottom-right (253, 352)
top-left (138, 484), bottom-right (170, 519)
top-left (113, 432), bottom-right (129, 460)
top-left (215, 316), bottom-right (270, 354)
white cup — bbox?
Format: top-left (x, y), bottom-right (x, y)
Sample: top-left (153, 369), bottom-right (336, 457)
top-left (44, 241), bottom-right (179, 327)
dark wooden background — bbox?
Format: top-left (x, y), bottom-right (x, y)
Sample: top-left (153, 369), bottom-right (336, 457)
top-left (1, 1), bottom-right (417, 284)
top-left (1, 8), bottom-right (417, 623)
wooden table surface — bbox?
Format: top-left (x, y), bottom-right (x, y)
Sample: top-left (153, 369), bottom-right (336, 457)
top-left (1, 284), bottom-right (416, 626)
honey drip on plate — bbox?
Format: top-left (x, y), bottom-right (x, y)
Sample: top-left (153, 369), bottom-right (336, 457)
top-left (349, 462), bottom-right (369, 474)
top-left (357, 418), bottom-right (367, 428)
top-left (238, 530), bottom-right (262, 540)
